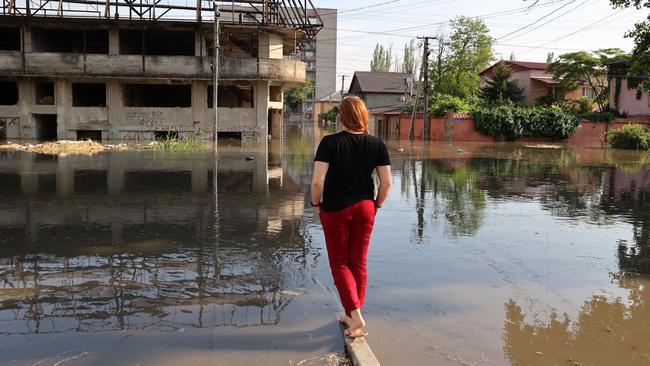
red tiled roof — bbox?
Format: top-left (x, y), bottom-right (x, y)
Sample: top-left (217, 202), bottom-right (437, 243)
top-left (480, 60), bottom-right (547, 75)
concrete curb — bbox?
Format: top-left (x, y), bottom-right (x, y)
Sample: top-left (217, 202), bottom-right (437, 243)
top-left (339, 322), bottom-right (380, 366)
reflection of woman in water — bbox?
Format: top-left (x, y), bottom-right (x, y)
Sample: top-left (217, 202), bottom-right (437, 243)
top-left (310, 96), bottom-right (392, 338)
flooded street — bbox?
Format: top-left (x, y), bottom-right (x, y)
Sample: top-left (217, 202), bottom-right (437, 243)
top-left (2, 124), bottom-right (650, 365)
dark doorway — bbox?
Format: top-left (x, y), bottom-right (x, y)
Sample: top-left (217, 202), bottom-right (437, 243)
top-left (0, 119), bottom-right (6, 141)
top-left (77, 130), bottom-right (102, 141)
top-left (34, 114), bottom-right (57, 141)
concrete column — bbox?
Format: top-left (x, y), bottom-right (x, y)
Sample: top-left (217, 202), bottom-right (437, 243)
top-left (23, 26), bottom-right (32, 52)
top-left (16, 80), bottom-right (33, 139)
top-left (253, 80), bottom-right (269, 142)
top-left (192, 81), bottom-right (209, 137)
top-left (270, 109), bottom-right (282, 139)
top-left (258, 33), bottom-right (283, 59)
top-left (56, 80), bottom-right (70, 139)
top-left (194, 30), bottom-right (202, 57)
top-left (108, 26), bottom-right (119, 55)
top-left (106, 80), bottom-right (121, 139)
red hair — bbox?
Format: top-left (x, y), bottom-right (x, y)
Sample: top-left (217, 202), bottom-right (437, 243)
top-left (340, 96), bottom-right (369, 133)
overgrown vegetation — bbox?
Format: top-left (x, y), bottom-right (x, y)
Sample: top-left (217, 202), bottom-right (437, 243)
top-left (607, 124), bottom-right (650, 150)
top-left (472, 104), bottom-right (580, 140)
top-left (430, 94), bottom-right (472, 116)
top-left (322, 106), bottom-right (339, 122)
top-left (150, 135), bottom-right (208, 152)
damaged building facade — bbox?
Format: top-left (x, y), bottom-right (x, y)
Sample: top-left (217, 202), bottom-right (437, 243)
top-left (0, 0), bottom-right (322, 142)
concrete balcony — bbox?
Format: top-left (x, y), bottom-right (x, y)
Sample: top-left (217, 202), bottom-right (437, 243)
top-left (0, 51), bottom-right (305, 82)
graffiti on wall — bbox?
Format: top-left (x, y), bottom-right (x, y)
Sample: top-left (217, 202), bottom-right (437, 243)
top-left (0, 117), bottom-right (20, 139)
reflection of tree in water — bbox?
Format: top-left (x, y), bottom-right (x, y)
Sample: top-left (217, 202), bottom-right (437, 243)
top-left (503, 276), bottom-right (650, 365)
top-left (402, 159), bottom-right (486, 238)
top-left (599, 169), bottom-right (650, 276)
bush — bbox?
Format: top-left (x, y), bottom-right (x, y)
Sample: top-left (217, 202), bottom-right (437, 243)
top-left (472, 104), bottom-right (580, 140)
top-left (322, 106), bottom-right (339, 122)
top-left (572, 96), bottom-right (595, 114)
top-left (430, 94), bottom-right (472, 117)
top-left (607, 124), bottom-right (650, 150)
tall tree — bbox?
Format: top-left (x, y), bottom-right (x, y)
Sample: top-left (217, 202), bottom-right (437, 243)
top-left (547, 48), bottom-right (627, 111)
top-left (431, 33), bottom-right (450, 96)
top-left (481, 61), bottom-right (524, 104)
top-left (370, 43), bottom-right (393, 72)
top-left (433, 16), bottom-right (494, 99)
top-left (610, 0), bottom-right (650, 91)
top-left (402, 39), bottom-right (421, 81)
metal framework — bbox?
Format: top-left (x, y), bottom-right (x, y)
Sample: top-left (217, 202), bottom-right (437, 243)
top-left (1, 0), bottom-right (323, 47)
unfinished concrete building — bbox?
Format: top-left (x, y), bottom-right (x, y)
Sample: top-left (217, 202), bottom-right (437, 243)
top-left (0, 0), bottom-right (322, 142)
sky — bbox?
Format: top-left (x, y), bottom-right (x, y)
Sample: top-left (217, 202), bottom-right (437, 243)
top-left (314, 0), bottom-right (649, 90)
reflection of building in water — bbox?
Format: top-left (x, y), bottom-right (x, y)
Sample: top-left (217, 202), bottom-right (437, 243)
top-left (504, 277), bottom-right (650, 365)
top-left (0, 1), bottom-right (323, 142)
top-left (0, 148), bottom-right (309, 334)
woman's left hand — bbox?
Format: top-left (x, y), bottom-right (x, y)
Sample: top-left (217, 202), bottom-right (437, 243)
top-left (314, 206), bottom-right (321, 215)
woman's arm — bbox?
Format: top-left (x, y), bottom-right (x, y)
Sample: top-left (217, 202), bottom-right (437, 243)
top-left (375, 165), bottom-right (392, 208)
top-left (311, 161), bottom-right (329, 214)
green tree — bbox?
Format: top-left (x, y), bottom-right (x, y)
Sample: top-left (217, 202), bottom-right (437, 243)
top-left (371, 43), bottom-right (393, 72)
top-left (610, 0), bottom-right (650, 92)
top-left (547, 48), bottom-right (627, 111)
top-left (480, 61), bottom-right (524, 104)
top-left (284, 80), bottom-right (314, 109)
top-left (433, 16), bottom-right (494, 99)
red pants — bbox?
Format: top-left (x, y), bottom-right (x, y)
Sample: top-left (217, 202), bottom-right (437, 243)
top-left (319, 200), bottom-right (375, 315)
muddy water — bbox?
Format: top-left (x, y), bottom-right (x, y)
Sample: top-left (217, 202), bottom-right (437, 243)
top-left (2, 127), bottom-right (650, 365)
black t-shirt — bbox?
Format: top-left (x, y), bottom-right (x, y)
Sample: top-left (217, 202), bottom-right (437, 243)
top-left (314, 131), bottom-right (391, 212)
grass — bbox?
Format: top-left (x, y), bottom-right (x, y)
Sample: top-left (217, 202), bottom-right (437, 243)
top-left (148, 135), bottom-right (210, 153)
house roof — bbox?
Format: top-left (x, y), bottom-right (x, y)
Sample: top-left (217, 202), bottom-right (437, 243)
top-left (349, 72), bottom-right (410, 94)
top-left (480, 60), bottom-right (547, 75)
top-left (531, 77), bottom-right (559, 85)
top-left (318, 91), bottom-right (343, 102)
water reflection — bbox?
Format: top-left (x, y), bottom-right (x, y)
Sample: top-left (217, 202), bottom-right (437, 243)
top-left (504, 276), bottom-right (650, 365)
top-left (0, 143), bottom-right (313, 335)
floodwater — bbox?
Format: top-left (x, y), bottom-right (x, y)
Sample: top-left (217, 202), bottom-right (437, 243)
top-left (2, 125), bottom-right (650, 365)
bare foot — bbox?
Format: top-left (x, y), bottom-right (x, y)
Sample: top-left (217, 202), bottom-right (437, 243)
top-left (344, 309), bottom-right (366, 338)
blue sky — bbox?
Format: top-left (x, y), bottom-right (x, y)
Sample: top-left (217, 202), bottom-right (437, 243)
top-left (315, 0), bottom-right (648, 89)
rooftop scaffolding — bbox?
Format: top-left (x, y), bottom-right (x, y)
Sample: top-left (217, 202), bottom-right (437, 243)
top-left (1, 0), bottom-right (323, 50)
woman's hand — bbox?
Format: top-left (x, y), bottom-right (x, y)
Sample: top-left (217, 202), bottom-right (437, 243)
top-left (314, 206), bottom-right (321, 215)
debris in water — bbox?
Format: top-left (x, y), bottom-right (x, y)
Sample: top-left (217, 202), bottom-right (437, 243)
top-left (245, 156), bottom-right (254, 161)
top-left (0, 140), bottom-right (130, 156)
top-left (535, 351), bottom-right (544, 356)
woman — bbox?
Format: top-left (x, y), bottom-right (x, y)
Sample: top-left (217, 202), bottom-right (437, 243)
top-left (310, 96), bottom-right (392, 338)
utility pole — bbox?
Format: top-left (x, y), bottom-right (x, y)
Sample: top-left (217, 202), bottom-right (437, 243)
top-left (417, 36), bottom-right (433, 140)
top-left (340, 75), bottom-right (346, 101)
top-left (213, 2), bottom-right (220, 151)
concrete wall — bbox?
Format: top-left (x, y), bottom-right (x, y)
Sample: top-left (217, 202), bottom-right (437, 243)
top-left (612, 79), bottom-right (650, 116)
top-left (313, 8), bottom-right (337, 100)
